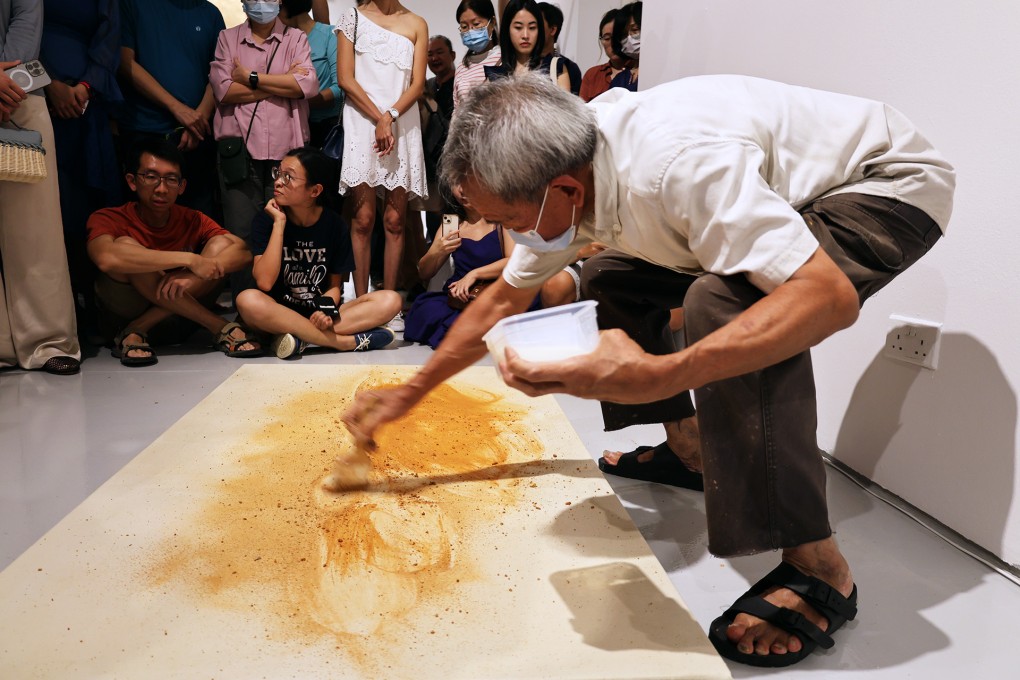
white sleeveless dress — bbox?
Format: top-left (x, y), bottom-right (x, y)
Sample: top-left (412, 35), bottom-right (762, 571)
top-left (335, 8), bottom-right (428, 199)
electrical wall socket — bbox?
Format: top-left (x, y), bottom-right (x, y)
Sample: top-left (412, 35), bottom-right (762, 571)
top-left (884, 315), bottom-right (942, 369)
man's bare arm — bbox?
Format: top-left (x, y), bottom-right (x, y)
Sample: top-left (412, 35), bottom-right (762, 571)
top-left (206, 233), bottom-right (253, 273)
top-left (88, 235), bottom-right (220, 279)
top-left (500, 247), bottom-right (860, 403)
top-left (119, 47), bottom-right (212, 138)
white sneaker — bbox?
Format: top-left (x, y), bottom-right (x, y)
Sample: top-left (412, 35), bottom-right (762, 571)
top-left (386, 311), bottom-right (405, 333)
top-left (270, 333), bottom-right (304, 359)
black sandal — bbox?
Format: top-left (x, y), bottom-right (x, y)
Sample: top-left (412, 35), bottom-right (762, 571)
top-left (708, 562), bottom-right (858, 667)
top-left (597, 441), bottom-right (704, 490)
top-left (112, 329), bottom-right (158, 367)
top-left (215, 321), bottom-right (262, 358)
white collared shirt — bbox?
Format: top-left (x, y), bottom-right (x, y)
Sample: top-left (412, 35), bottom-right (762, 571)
top-left (503, 74), bottom-right (955, 293)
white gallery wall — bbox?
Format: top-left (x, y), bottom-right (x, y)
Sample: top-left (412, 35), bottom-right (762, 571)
top-left (641, 0), bottom-right (1020, 567)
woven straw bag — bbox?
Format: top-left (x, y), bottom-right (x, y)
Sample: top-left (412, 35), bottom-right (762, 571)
top-left (0, 127), bottom-right (47, 183)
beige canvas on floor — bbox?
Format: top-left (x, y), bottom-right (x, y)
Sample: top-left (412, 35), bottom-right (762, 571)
top-left (0, 365), bottom-right (729, 679)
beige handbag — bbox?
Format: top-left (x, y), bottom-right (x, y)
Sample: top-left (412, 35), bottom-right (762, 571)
top-left (0, 126), bottom-right (47, 183)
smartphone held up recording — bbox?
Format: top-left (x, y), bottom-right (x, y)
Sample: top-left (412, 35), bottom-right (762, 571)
top-left (441, 214), bottom-right (459, 237)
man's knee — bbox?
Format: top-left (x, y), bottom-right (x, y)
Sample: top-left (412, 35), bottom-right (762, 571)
top-left (683, 273), bottom-right (763, 341)
top-left (579, 251), bottom-right (631, 301)
top-left (94, 273), bottom-right (152, 323)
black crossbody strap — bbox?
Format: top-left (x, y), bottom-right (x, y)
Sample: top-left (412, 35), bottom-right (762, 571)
top-left (244, 26), bottom-right (287, 147)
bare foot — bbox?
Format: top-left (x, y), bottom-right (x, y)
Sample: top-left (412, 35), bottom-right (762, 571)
top-left (602, 415), bottom-right (702, 472)
top-left (726, 537), bottom-right (854, 657)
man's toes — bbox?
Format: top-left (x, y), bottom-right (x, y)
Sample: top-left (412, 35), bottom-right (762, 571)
top-left (726, 621), bottom-right (752, 651)
top-left (735, 628), bottom-right (758, 656)
top-left (753, 627), bottom-right (782, 655)
top-left (602, 449), bottom-right (654, 466)
top-left (728, 617), bottom-right (803, 657)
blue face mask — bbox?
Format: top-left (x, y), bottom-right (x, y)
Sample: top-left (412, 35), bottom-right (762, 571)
top-left (507, 185), bottom-right (578, 252)
top-left (461, 24), bottom-right (492, 53)
top-left (243, 1), bottom-right (280, 25)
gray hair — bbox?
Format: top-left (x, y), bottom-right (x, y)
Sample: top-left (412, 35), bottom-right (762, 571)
top-left (440, 72), bottom-right (598, 204)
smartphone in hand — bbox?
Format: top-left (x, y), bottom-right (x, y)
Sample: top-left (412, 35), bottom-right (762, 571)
top-left (3, 60), bottom-right (52, 93)
top-left (441, 214), bottom-right (459, 237)
top-left (315, 295), bottom-right (340, 320)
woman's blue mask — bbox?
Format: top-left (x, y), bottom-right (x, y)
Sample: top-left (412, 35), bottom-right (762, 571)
top-left (244, 1), bottom-right (280, 25)
top-left (461, 24), bottom-right (492, 53)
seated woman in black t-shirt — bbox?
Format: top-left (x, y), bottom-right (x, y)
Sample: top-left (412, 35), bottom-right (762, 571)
top-left (236, 147), bottom-right (401, 358)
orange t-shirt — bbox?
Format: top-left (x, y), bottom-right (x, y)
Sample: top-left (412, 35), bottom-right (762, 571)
top-left (87, 203), bottom-right (228, 253)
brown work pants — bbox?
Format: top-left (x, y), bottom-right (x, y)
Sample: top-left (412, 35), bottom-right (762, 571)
top-left (581, 193), bottom-right (942, 556)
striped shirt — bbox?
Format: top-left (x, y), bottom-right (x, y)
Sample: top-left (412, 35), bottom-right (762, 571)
top-left (453, 47), bottom-right (501, 109)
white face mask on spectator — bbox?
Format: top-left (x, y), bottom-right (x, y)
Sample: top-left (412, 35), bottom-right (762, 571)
top-left (620, 32), bottom-right (641, 58)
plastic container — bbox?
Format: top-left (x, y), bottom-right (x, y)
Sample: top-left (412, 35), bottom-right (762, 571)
top-left (483, 300), bottom-right (599, 363)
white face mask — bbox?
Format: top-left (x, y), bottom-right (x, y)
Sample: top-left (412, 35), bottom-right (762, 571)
top-left (620, 32), bottom-right (641, 58)
top-left (507, 184), bottom-right (578, 252)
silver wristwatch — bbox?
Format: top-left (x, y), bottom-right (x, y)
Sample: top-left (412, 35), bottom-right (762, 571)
top-left (386, 107), bottom-right (399, 121)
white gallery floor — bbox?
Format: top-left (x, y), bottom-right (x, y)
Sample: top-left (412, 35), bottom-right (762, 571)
top-left (1, 327), bottom-right (1015, 678)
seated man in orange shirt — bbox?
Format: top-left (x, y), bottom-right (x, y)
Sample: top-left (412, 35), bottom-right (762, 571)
top-left (86, 139), bottom-right (261, 365)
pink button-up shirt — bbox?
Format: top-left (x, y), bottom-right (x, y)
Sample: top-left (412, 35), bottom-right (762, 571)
top-left (211, 19), bottom-right (319, 161)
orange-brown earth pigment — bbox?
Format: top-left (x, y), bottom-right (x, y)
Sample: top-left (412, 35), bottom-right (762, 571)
top-left (146, 371), bottom-right (547, 674)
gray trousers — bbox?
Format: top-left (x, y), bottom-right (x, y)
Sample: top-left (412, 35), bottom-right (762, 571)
top-left (580, 193), bottom-right (942, 556)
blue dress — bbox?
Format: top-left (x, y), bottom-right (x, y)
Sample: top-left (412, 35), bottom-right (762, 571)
top-left (40, 0), bottom-right (124, 325)
top-left (404, 228), bottom-right (540, 350)
top-left (41, 0), bottom-right (123, 215)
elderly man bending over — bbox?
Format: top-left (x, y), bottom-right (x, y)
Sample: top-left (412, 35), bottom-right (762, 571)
top-left (342, 73), bottom-right (955, 668)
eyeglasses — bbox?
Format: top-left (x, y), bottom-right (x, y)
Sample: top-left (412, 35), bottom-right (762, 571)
top-left (271, 166), bottom-right (305, 186)
top-left (134, 172), bottom-right (182, 189)
top-left (458, 19), bottom-right (490, 34)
